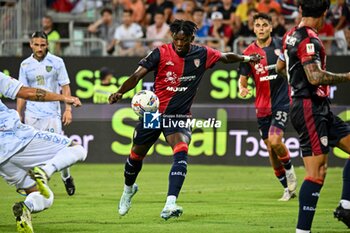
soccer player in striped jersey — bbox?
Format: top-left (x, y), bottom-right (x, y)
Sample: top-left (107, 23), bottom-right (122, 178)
top-left (17, 31), bottom-right (76, 196)
top-left (277, 0), bottom-right (350, 231)
top-left (109, 19), bottom-right (261, 220)
top-left (238, 13), bottom-right (297, 201)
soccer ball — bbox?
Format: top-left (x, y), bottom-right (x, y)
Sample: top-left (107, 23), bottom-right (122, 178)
top-left (131, 90), bottom-right (159, 117)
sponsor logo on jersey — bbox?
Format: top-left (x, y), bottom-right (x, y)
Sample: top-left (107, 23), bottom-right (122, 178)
top-left (166, 86), bottom-right (188, 92)
top-left (165, 71), bottom-right (178, 84)
top-left (286, 35), bottom-right (297, 46)
top-left (254, 63), bottom-right (266, 75)
top-left (306, 43), bottom-right (315, 55)
top-left (166, 61), bottom-right (174, 66)
top-left (194, 59), bottom-right (200, 67)
top-left (260, 74), bottom-right (278, 82)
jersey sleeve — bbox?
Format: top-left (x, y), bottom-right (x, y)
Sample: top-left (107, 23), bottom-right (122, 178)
top-left (0, 72), bottom-right (23, 99)
top-left (205, 46), bottom-right (222, 69)
top-left (298, 37), bottom-right (322, 65)
top-left (18, 62), bottom-right (29, 86)
top-left (57, 59), bottom-right (70, 86)
top-left (138, 48), bottom-right (160, 71)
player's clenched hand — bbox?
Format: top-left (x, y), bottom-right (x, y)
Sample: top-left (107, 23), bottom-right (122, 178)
top-left (239, 87), bottom-right (251, 98)
top-left (249, 53), bottom-right (263, 63)
top-left (109, 92), bottom-right (123, 104)
top-left (64, 96), bottom-right (81, 107)
top-left (62, 110), bottom-right (72, 126)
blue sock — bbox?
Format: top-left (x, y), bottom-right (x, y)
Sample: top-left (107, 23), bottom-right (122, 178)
top-left (297, 179), bottom-right (323, 231)
top-left (168, 151), bottom-right (187, 197)
top-left (342, 159), bottom-right (350, 201)
top-left (277, 174), bottom-right (288, 189)
top-left (124, 157), bottom-right (143, 186)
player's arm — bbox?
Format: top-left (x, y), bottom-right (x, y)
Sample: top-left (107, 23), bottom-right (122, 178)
top-left (303, 61), bottom-right (350, 85)
top-left (238, 75), bottom-right (251, 98)
top-left (61, 84), bottom-right (73, 126)
top-left (276, 58), bottom-right (287, 78)
top-left (219, 52), bottom-right (261, 64)
top-left (109, 66), bottom-right (149, 104)
top-left (16, 87), bottom-right (81, 107)
top-left (16, 98), bottom-right (26, 122)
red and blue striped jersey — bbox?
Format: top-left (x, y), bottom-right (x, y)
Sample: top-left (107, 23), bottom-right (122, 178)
top-left (239, 38), bottom-right (290, 118)
top-left (139, 43), bottom-right (222, 114)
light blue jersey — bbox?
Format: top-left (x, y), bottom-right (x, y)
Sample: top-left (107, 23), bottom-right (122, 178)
top-left (0, 72), bottom-right (37, 163)
top-left (19, 52), bottom-right (70, 118)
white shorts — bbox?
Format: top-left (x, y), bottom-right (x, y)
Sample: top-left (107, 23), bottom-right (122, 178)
top-left (25, 115), bottom-right (62, 134)
top-left (0, 131), bottom-right (72, 189)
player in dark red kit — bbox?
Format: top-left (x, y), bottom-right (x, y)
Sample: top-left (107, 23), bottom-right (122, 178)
top-left (109, 19), bottom-right (261, 220)
top-left (276, 0), bottom-right (350, 232)
top-left (239, 13), bottom-right (297, 202)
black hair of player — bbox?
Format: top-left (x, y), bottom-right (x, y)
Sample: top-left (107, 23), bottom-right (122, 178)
top-left (31, 31), bottom-right (48, 40)
top-left (100, 7), bottom-right (113, 16)
top-left (170, 19), bottom-right (198, 37)
top-left (299, 0), bottom-right (330, 18)
top-left (253, 13), bottom-right (272, 24)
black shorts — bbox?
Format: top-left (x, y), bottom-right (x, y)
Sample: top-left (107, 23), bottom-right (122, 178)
top-left (257, 109), bottom-right (289, 140)
top-left (290, 98), bottom-right (350, 156)
top-left (133, 117), bottom-right (192, 145)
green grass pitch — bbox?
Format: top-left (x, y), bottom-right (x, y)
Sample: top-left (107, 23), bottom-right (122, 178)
top-left (0, 164), bottom-right (348, 233)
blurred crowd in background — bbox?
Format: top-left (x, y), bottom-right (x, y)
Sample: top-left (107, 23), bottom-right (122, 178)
top-left (1, 0), bottom-right (350, 56)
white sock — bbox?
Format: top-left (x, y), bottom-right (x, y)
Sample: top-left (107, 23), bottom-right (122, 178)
top-left (296, 229), bottom-right (310, 233)
top-left (61, 167), bottom-right (71, 180)
top-left (24, 188), bottom-right (54, 213)
top-left (165, 195), bottom-right (177, 206)
top-left (340, 199), bottom-right (350, 209)
top-left (42, 145), bottom-right (87, 178)
top-left (124, 184), bottom-right (133, 193)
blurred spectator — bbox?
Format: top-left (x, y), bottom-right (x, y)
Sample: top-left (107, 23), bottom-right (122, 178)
top-left (50, 0), bottom-right (75, 12)
top-left (217, 0), bottom-right (237, 27)
top-left (183, 0), bottom-right (196, 21)
top-left (88, 7), bottom-right (118, 55)
top-left (93, 67), bottom-right (118, 104)
top-left (269, 9), bottom-right (286, 38)
top-left (319, 19), bottom-right (335, 55)
top-left (121, 0), bottom-right (146, 24)
top-left (42, 15), bottom-right (62, 55)
top-left (146, 11), bottom-right (170, 49)
top-left (234, 8), bottom-right (257, 53)
top-left (280, 0), bottom-right (298, 22)
top-left (256, 0), bottom-right (281, 14)
top-left (146, 0), bottom-right (174, 25)
top-left (71, 0), bottom-right (103, 14)
top-left (329, 0), bottom-right (350, 31)
top-left (334, 26), bottom-right (350, 54)
top-left (192, 7), bottom-right (210, 39)
top-left (173, 8), bottom-right (186, 20)
top-left (112, 9), bottom-right (146, 56)
top-left (235, 0), bottom-right (258, 24)
top-left (207, 11), bottom-right (233, 51)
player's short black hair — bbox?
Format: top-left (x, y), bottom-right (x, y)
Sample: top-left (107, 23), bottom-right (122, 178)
top-left (253, 13), bottom-right (272, 24)
top-left (192, 7), bottom-right (205, 14)
top-left (299, 0), bottom-right (330, 18)
top-left (31, 31), bottom-right (48, 40)
top-left (170, 19), bottom-right (198, 36)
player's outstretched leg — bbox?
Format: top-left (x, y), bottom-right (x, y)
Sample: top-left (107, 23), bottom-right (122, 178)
top-left (61, 167), bottom-right (75, 196)
top-left (13, 202), bottom-right (33, 233)
top-left (161, 142), bottom-right (187, 220)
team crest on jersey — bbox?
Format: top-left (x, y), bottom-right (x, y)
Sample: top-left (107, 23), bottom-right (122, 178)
top-left (274, 49), bottom-right (281, 56)
top-left (46, 66), bottom-right (53, 72)
top-left (320, 136), bottom-right (328, 147)
top-left (254, 63), bottom-right (266, 75)
top-left (306, 43), bottom-right (315, 55)
top-left (194, 59), bottom-right (200, 67)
